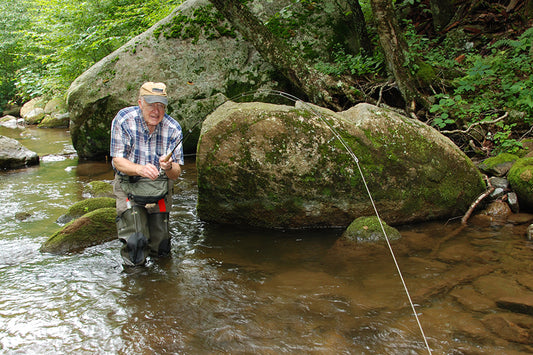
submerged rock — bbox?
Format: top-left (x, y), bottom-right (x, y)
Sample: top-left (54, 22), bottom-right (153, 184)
top-left (41, 207), bottom-right (117, 254)
top-left (197, 101), bottom-right (485, 229)
top-left (83, 181), bottom-right (114, 198)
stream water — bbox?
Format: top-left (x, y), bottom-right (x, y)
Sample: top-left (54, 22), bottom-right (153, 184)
top-left (0, 125), bottom-right (532, 354)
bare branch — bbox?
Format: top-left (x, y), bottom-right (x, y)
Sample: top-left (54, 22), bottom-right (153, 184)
top-left (461, 175), bottom-right (493, 225)
top-left (441, 112), bottom-right (508, 135)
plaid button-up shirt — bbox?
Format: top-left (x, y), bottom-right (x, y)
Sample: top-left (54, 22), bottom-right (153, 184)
top-left (110, 106), bottom-right (183, 175)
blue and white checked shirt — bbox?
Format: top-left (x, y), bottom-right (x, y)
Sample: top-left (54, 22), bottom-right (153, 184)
top-left (110, 106), bottom-right (183, 175)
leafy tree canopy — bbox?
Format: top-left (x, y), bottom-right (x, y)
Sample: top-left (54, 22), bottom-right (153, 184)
top-left (0, 0), bottom-right (182, 106)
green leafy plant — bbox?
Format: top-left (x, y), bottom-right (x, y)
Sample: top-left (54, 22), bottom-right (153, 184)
top-left (315, 44), bottom-right (383, 77)
top-left (428, 27), bottom-right (533, 153)
top-left (10, 0), bottom-right (182, 101)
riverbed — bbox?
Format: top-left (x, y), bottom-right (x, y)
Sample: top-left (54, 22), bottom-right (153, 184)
top-left (0, 125), bottom-right (532, 354)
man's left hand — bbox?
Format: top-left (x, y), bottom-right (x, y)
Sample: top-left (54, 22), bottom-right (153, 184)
top-left (160, 157), bottom-right (173, 172)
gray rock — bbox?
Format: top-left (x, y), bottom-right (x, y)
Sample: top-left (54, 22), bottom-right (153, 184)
top-left (489, 176), bottom-right (509, 190)
top-left (0, 135), bottom-right (39, 169)
top-left (507, 192), bottom-right (519, 213)
top-left (196, 101), bottom-right (485, 228)
top-left (24, 108), bottom-right (45, 125)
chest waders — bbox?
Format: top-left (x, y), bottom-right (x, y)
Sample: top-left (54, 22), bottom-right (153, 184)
top-left (115, 175), bottom-right (171, 266)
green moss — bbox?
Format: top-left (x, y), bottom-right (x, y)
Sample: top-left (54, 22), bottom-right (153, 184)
top-left (41, 207), bottom-right (117, 254)
top-left (157, 6), bottom-right (234, 43)
top-left (508, 157), bottom-right (533, 209)
top-left (67, 197), bottom-right (116, 219)
top-left (479, 153), bottom-right (519, 170)
top-left (342, 216), bottom-right (401, 243)
top-left (415, 61), bottom-right (437, 85)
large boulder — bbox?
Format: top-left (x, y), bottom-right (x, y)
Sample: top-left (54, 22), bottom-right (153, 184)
top-left (0, 135), bottom-right (39, 169)
top-left (196, 101), bottom-right (485, 228)
top-left (65, 0), bottom-right (368, 159)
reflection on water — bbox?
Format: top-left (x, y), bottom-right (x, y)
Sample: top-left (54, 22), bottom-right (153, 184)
top-left (0, 127), bottom-right (532, 353)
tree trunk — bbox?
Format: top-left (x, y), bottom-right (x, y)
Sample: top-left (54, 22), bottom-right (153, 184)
top-left (208, 0), bottom-right (355, 110)
top-left (345, 0), bottom-right (373, 54)
top-left (429, 0), bottom-right (454, 31)
top-left (370, 0), bottom-right (421, 113)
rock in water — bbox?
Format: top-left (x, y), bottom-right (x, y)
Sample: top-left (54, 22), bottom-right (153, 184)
top-left (196, 101), bottom-right (485, 229)
top-left (0, 135), bottom-right (39, 169)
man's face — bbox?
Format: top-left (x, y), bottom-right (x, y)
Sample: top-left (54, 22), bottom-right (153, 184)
top-left (139, 98), bottom-right (166, 128)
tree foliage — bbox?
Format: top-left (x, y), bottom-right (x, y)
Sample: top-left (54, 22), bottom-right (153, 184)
top-left (0, 0), bottom-right (182, 106)
top-left (0, 0), bottom-right (531, 156)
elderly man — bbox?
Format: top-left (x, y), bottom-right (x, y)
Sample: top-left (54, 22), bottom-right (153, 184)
top-left (110, 82), bottom-right (183, 266)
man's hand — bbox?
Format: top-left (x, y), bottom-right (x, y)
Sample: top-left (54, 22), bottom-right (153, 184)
top-left (136, 163), bottom-right (160, 180)
top-left (159, 156), bottom-right (173, 172)
top-left (112, 157), bottom-right (160, 180)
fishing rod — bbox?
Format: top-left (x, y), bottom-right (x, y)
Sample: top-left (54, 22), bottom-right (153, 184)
top-left (160, 90), bottom-right (274, 163)
top-left (188, 88), bottom-right (433, 353)
top-left (161, 119), bottom-right (203, 163)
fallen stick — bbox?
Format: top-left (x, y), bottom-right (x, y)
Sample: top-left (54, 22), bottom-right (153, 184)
top-left (461, 175), bottom-right (494, 225)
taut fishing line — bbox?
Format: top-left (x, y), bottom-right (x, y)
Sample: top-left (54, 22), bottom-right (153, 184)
top-left (189, 89), bottom-right (432, 353)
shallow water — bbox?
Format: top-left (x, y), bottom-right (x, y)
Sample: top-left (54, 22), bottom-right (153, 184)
top-left (0, 126), bottom-right (532, 354)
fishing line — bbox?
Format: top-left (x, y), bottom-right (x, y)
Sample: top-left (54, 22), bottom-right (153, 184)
top-left (194, 89), bottom-right (432, 353)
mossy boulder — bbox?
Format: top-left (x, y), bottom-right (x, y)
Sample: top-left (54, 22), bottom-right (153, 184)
top-left (508, 157), bottom-right (533, 210)
top-left (196, 101), bottom-right (485, 229)
top-left (37, 113), bottom-right (70, 128)
top-left (57, 197), bottom-right (116, 224)
top-left (478, 153), bottom-right (519, 177)
top-left (341, 216), bottom-right (401, 242)
top-left (41, 207), bottom-right (117, 254)
top-left (66, 0), bottom-right (372, 158)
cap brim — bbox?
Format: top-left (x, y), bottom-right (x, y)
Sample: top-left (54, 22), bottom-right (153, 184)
top-left (143, 95), bottom-right (168, 106)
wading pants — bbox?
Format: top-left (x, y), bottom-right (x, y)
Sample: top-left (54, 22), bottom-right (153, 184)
top-left (113, 175), bottom-right (173, 266)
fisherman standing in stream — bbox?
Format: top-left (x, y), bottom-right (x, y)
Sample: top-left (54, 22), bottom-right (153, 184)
top-left (110, 82), bottom-right (183, 266)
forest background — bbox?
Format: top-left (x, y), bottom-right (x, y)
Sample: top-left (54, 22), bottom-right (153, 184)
top-left (0, 0), bottom-right (531, 157)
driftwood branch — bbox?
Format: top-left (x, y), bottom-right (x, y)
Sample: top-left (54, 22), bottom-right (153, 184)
top-left (441, 112), bottom-right (508, 135)
top-left (461, 175), bottom-right (494, 225)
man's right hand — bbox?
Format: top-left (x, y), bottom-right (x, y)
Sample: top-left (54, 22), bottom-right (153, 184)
top-left (136, 163), bottom-right (160, 180)
top-left (112, 157), bottom-right (160, 180)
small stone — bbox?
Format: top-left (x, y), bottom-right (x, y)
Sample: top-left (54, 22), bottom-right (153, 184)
top-left (489, 176), bottom-right (509, 190)
top-left (507, 192), bottom-right (519, 213)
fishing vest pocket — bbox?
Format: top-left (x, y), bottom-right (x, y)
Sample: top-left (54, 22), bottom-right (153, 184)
top-left (120, 175), bottom-right (169, 204)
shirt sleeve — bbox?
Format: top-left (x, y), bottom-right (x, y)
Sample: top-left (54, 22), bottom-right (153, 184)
top-left (110, 111), bottom-right (131, 158)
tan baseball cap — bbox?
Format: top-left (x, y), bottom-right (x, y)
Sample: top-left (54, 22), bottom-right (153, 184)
top-left (139, 82), bottom-right (168, 105)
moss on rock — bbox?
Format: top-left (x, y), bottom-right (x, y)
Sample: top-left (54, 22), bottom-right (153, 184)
top-left (508, 157), bottom-right (533, 209)
top-left (478, 153), bottom-right (519, 177)
top-left (67, 197), bottom-right (116, 219)
top-left (41, 207), bottom-right (117, 254)
top-left (341, 216), bottom-right (401, 242)
top-left (197, 101), bottom-right (485, 229)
